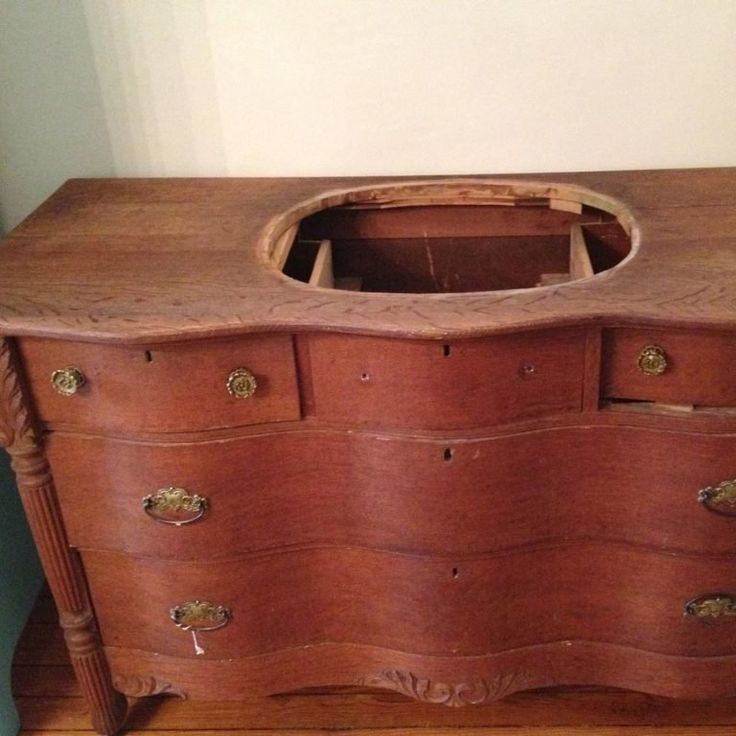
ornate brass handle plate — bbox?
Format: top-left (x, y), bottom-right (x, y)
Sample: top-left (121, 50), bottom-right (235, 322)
top-left (170, 600), bottom-right (232, 656)
top-left (685, 594), bottom-right (736, 619)
top-left (698, 479), bottom-right (736, 516)
top-left (142, 487), bottom-right (208, 526)
top-left (226, 367), bottom-right (257, 398)
top-left (50, 366), bottom-right (86, 396)
top-left (637, 345), bottom-right (668, 376)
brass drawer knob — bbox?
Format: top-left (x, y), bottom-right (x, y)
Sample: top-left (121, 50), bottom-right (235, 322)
top-left (50, 366), bottom-right (86, 396)
top-left (226, 367), bottom-right (257, 398)
top-left (142, 487), bottom-right (208, 526)
top-left (170, 600), bottom-right (231, 656)
top-left (637, 345), bottom-right (668, 376)
top-left (698, 479), bottom-right (736, 516)
top-left (685, 594), bottom-right (736, 619)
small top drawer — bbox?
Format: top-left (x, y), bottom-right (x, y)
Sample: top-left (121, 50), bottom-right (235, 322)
top-left (18, 334), bottom-right (300, 434)
top-left (602, 328), bottom-right (736, 407)
top-left (308, 328), bottom-right (586, 430)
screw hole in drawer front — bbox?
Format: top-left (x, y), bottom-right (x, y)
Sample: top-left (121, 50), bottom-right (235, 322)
top-left (18, 334), bottom-right (301, 433)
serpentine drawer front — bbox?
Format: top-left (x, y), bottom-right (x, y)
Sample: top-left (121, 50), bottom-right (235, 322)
top-left (18, 335), bottom-right (300, 433)
top-left (3, 172), bottom-right (736, 734)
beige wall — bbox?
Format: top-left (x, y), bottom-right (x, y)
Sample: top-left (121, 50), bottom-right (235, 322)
top-left (2, 0), bottom-right (736, 222)
top-left (83, 0), bottom-right (736, 178)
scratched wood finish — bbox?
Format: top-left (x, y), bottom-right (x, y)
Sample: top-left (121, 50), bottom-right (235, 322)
top-left (17, 335), bottom-right (300, 433)
top-left (82, 544), bottom-right (736, 661)
top-left (308, 329), bottom-right (586, 429)
top-left (47, 425), bottom-right (736, 559)
top-left (0, 171), bottom-right (735, 342)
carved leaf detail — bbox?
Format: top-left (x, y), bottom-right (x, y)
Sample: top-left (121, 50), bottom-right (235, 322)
top-left (114, 674), bottom-right (188, 699)
top-left (0, 338), bottom-right (49, 484)
top-left (362, 669), bottom-right (528, 707)
top-left (0, 339), bottom-right (18, 448)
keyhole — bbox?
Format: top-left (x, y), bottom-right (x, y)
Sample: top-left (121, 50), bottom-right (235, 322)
top-left (144, 350), bottom-right (154, 363)
top-left (443, 344), bottom-right (452, 357)
top-left (452, 567), bottom-right (460, 579)
top-left (443, 447), bottom-right (454, 462)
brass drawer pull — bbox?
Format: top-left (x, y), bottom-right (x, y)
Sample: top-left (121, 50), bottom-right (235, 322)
top-left (170, 600), bottom-right (231, 656)
top-left (142, 487), bottom-right (208, 526)
top-left (698, 479), bottom-right (736, 516)
top-left (226, 367), bottom-right (257, 398)
top-left (685, 594), bottom-right (736, 619)
top-left (637, 345), bottom-right (668, 376)
top-left (50, 366), bottom-right (86, 396)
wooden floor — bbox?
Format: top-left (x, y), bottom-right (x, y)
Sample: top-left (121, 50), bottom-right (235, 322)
top-left (12, 587), bottom-right (736, 736)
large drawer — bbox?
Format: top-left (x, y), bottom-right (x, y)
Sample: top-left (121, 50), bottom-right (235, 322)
top-left (307, 329), bottom-right (587, 430)
top-left (48, 426), bottom-right (736, 559)
top-left (602, 328), bottom-right (736, 406)
top-left (83, 545), bottom-right (736, 659)
top-left (18, 335), bottom-right (301, 433)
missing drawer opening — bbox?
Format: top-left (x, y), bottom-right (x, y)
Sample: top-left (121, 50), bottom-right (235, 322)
top-left (275, 181), bottom-right (633, 294)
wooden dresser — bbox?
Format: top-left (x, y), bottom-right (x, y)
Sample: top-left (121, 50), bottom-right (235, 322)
top-left (2, 171), bottom-right (736, 734)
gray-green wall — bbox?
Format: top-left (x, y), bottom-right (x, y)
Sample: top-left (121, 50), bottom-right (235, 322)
top-left (0, 2), bottom-right (114, 732)
top-left (0, 454), bottom-right (42, 735)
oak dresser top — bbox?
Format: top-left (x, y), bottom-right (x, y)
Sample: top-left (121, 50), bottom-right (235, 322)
top-left (1, 168), bottom-right (736, 344)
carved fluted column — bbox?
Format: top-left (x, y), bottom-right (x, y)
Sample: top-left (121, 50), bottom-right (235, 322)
top-left (0, 339), bottom-right (127, 734)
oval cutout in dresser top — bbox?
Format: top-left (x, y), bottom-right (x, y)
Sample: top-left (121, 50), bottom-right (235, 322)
top-left (308, 329), bottom-right (586, 430)
top-left (17, 335), bottom-right (300, 433)
top-left (273, 180), bottom-right (633, 294)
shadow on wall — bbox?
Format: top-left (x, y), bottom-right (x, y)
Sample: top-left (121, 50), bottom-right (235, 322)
top-left (0, 2), bottom-right (117, 732)
top-left (0, 450), bottom-right (43, 736)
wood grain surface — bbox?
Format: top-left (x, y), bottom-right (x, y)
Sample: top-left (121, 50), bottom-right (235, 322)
top-left (0, 171), bottom-right (736, 342)
top-left (6, 171), bottom-right (736, 733)
top-left (308, 329), bottom-right (586, 429)
top-left (14, 589), bottom-right (736, 734)
top-left (17, 334), bottom-right (300, 433)
top-left (81, 544), bottom-right (736, 661)
top-left (46, 424), bottom-right (736, 559)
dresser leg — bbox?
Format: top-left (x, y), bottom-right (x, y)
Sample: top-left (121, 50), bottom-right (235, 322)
top-left (61, 611), bottom-right (129, 734)
top-left (0, 341), bottom-right (128, 733)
